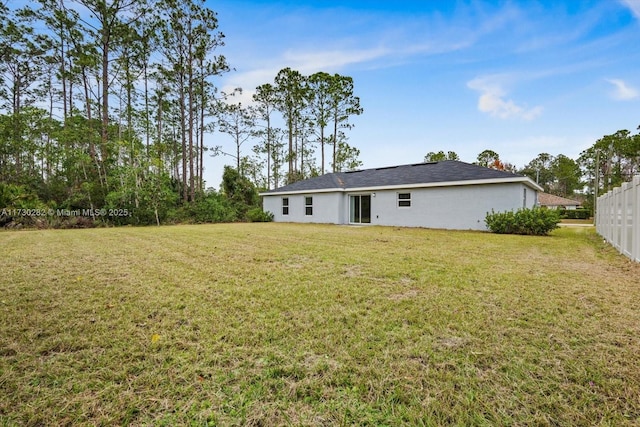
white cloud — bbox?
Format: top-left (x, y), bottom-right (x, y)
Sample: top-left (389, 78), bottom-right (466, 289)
top-left (282, 46), bottom-right (391, 74)
top-left (606, 78), bottom-right (639, 100)
top-left (467, 76), bottom-right (543, 120)
top-left (620, 0), bottom-right (640, 19)
top-left (220, 46), bottom-right (391, 106)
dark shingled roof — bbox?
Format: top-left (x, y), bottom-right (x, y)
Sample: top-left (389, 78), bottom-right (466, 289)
top-left (262, 160), bottom-right (532, 194)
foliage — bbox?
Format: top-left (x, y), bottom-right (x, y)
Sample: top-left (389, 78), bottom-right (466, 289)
top-left (221, 165), bottom-right (260, 219)
top-left (553, 155), bottom-right (582, 197)
top-left (520, 153), bottom-right (582, 197)
top-left (485, 207), bottom-right (560, 235)
top-left (559, 208), bottom-right (591, 220)
top-left (216, 100), bottom-right (257, 173)
top-left (0, 183), bottom-right (41, 210)
top-left (172, 190), bottom-right (235, 224)
top-left (475, 149), bottom-right (500, 168)
top-left (253, 84), bottom-right (282, 190)
top-left (471, 150), bottom-right (517, 172)
top-left (470, 130), bottom-right (638, 202)
top-left (0, 183), bottom-right (49, 227)
top-left (246, 207), bottom-right (274, 222)
top-left (579, 128), bottom-right (640, 197)
top-left (520, 152), bottom-right (555, 191)
top-left (266, 68), bottom-right (364, 184)
top-left (0, 0), bottom-right (228, 216)
top-left (488, 158), bottom-right (516, 172)
top-left (424, 150), bottom-right (459, 162)
top-left (104, 170), bottom-right (179, 226)
top-left (1, 1), bottom-right (365, 226)
top-left (305, 71), bottom-right (333, 174)
top-left (274, 67), bottom-right (307, 181)
top-left (333, 139), bottom-right (363, 172)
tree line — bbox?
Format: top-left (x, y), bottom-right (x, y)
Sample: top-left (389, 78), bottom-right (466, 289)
top-left (426, 126), bottom-right (640, 212)
top-left (0, 0), bottom-right (362, 226)
top-left (216, 68), bottom-right (362, 190)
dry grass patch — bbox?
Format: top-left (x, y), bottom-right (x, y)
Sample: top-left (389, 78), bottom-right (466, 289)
top-left (1, 223), bottom-right (639, 425)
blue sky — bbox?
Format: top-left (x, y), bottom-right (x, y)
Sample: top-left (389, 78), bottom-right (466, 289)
top-left (204, 0), bottom-right (640, 188)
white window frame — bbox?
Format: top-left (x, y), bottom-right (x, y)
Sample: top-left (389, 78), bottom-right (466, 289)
top-left (397, 192), bottom-right (412, 208)
top-left (305, 196), bottom-right (313, 216)
top-left (282, 197), bottom-right (289, 216)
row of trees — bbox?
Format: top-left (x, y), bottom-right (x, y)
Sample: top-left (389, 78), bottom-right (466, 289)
top-left (0, 0), bottom-right (363, 226)
top-left (425, 127), bottom-right (640, 208)
top-left (217, 68), bottom-right (363, 190)
top-left (1, 0), bottom-right (230, 214)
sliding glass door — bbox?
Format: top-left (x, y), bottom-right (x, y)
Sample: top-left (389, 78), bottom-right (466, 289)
top-left (349, 194), bottom-right (371, 224)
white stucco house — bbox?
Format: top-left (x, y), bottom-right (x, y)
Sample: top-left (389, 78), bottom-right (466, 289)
top-left (260, 160), bottom-right (542, 231)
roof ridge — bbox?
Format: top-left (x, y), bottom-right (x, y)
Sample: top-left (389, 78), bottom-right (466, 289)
top-left (260, 160), bottom-right (537, 194)
top-left (538, 192), bottom-right (581, 205)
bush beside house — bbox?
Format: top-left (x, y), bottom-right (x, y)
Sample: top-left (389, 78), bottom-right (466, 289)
top-left (485, 208), bottom-right (560, 236)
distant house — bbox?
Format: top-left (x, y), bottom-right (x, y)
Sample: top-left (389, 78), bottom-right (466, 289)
top-left (538, 193), bottom-right (581, 210)
top-left (260, 160), bottom-right (542, 231)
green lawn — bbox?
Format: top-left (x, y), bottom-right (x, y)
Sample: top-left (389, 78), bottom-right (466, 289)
top-left (1, 224), bottom-right (639, 426)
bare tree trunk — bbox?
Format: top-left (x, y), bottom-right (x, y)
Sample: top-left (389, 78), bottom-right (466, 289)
top-left (82, 67), bottom-right (103, 187)
top-left (180, 72), bottom-right (188, 203)
top-left (199, 58), bottom-right (205, 192)
top-left (267, 116), bottom-right (271, 189)
top-left (101, 30), bottom-right (109, 165)
top-left (157, 87), bottom-right (164, 173)
top-left (188, 21), bottom-right (195, 202)
top-left (59, 1), bottom-right (68, 124)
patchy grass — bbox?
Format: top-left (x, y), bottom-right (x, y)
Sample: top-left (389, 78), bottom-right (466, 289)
top-left (1, 224), bottom-right (639, 426)
top-left (560, 219), bottom-right (594, 225)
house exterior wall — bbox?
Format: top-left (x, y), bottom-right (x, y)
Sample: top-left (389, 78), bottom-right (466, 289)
top-left (263, 182), bottom-right (537, 230)
top-left (263, 192), bottom-right (343, 224)
top-left (366, 183), bottom-right (535, 230)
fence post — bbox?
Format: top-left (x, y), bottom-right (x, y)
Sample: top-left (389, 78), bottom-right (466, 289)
top-left (620, 182), bottom-right (633, 259)
top-left (597, 176), bottom-right (640, 263)
top-left (631, 175), bottom-right (640, 262)
top-left (608, 191), bottom-right (615, 244)
top-left (615, 188), bottom-right (619, 246)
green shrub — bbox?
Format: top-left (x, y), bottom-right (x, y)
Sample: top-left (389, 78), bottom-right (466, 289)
top-left (0, 183), bottom-right (51, 228)
top-left (246, 208), bottom-right (274, 222)
top-left (485, 208), bottom-right (560, 236)
top-left (174, 192), bottom-right (236, 224)
top-left (559, 208), bottom-right (591, 220)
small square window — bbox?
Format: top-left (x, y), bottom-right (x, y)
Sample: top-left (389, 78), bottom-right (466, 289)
top-left (305, 196), bottom-right (313, 216)
top-left (398, 192), bottom-right (411, 207)
top-left (282, 197), bottom-right (289, 215)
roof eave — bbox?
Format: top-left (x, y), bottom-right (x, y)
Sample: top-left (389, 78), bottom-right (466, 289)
top-left (346, 177), bottom-right (542, 192)
top-left (260, 177), bottom-right (543, 196)
top-left (259, 187), bottom-right (342, 196)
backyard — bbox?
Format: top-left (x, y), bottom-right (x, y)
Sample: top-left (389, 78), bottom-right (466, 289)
top-left (1, 223), bottom-right (639, 425)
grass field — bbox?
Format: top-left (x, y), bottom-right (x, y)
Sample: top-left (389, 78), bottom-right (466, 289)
top-left (1, 223), bottom-right (639, 426)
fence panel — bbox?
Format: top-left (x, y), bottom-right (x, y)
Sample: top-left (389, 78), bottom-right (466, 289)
top-left (596, 175), bottom-right (640, 262)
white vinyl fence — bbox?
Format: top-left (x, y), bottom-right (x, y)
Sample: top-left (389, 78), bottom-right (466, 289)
top-left (596, 175), bottom-right (640, 262)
